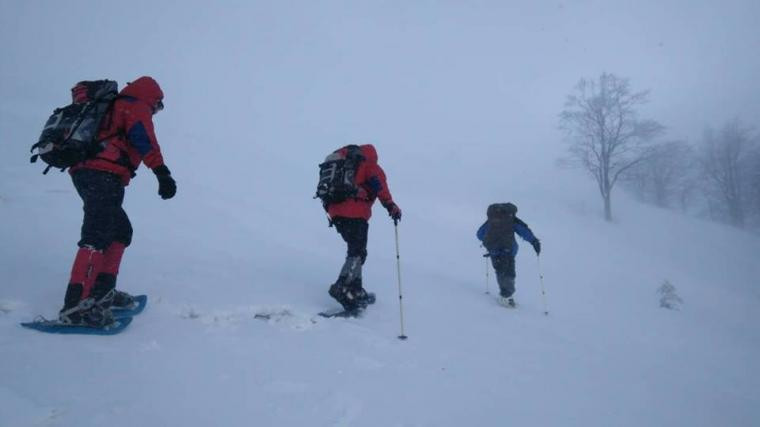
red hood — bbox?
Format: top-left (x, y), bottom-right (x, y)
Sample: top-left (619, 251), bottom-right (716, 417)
top-left (120, 76), bottom-right (163, 107)
top-left (360, 144), bottom-right (378, 163)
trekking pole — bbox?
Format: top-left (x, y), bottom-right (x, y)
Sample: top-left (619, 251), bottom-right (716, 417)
top-left (483, 253), bottom-right (491, 294)
top-left (393, 219), bottom-right (408, 340)
top-left (537, 255), bottom-right (548, 316)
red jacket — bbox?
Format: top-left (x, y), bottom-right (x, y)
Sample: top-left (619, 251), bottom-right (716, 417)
top-left (71, 76), bottom-right (166, 185)
top-left (327, 144), bottom-right (395, 220)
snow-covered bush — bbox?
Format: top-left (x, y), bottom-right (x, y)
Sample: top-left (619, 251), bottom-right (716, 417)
top-left (658, 280), bottom-right (683, 310)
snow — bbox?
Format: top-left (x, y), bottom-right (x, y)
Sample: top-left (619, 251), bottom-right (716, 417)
top-left (2, 2), bottom-right (760, 425)
top-left (2, 154), bottom-right (759, 426)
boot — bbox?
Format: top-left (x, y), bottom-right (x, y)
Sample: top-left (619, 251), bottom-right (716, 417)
top-left (90, 273), bottom-right (116, 308)
top-left (346, 278), bottom-right (373, 308)
top-left (59, 300), bottom-right (114, 327)
top-left (60, 283), bottom-right (84, 317)
top-left (497, 296), bottom-right (516, 308)
top-left (92, 271), bottom-right (135, 309)
top-left (329, 278), bottom-right (360, 311)
top-left (112, 290), bottom-right (135, 308)
top-left (59, 284), bottom-right (114, 327)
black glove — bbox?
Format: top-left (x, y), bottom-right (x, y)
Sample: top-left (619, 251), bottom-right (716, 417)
top-left (384, 202), bottom-right (402, 221)
top-left (532, 239), bottom-right (541, 255)
top-left (152, 165), bottom-right (176, 200)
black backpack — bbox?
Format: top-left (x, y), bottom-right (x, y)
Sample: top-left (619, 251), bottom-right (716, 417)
top-left (30, 80), bottom-right (119, 174)
top-left (315, 145), bottom-right (365, 205)
top-left (483, 203), bottom-right (518, 252)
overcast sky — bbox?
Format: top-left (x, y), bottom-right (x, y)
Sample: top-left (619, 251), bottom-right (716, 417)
top-left (2, 0), bottom-right (759, 210)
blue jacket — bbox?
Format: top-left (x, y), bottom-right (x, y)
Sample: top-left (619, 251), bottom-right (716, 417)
top-left (476, 216), bottom-right (537, 256)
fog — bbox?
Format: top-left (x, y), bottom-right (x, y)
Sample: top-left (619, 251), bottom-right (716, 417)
top-left (3, 0), bottom-right (759, 296)
top-left (3, 1), bottom-right (759, 195)
top-left (2, 2), bottom-right (760, 425)
top-left (2, 0), bottom-right (759, 283)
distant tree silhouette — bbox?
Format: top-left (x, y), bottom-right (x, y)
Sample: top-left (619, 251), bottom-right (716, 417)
top-left (698, 120), bottom-right (756, 228)
top-left (560, 73), bottom-right (664, 221)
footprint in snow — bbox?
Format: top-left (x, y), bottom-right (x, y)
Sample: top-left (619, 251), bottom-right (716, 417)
top-left (0, 300), bottom-right (22, 315)
top-left (178, 304), bottom-right (318, 330)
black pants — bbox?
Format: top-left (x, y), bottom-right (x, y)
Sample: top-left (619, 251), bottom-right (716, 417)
top-left (332, 217), bottom-right (368, 288)
top-left (72, 169), bottom-right (132, 250)
top-left (491, 254), bottom-right (516, 297)
top-left (333, 217), bottom-right (368, 262)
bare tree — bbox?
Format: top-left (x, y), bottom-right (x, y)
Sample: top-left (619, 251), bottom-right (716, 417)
top-left (676, 167), bottom-right (701, 214)
top-left (622, 161), bottom-right (650, 203)
top-left (560, 73), bottom-right (665, 221)
top-left (752, 149), bottom-right (760, 225)
top-left (698, 120), bottom-right (756, 228)
top-left (624, 141), bottom-right (695, 209)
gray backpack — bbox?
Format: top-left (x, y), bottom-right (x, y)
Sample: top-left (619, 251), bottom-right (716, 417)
top-left (30, 80), bottom-right (118, 174)
top-left (315, 145), bottom-right (364, 205)
top-left (483, 203), bottom-right (517, 252)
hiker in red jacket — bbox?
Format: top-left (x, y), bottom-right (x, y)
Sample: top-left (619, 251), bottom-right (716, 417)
top-left (60, 76), bottom-right (177, 327)
top-left (320, 144), bottom-right (401, 311)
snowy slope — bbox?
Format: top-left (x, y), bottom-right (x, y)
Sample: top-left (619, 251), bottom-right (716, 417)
top-left (2, 2), bottom-right (760, 425)
top-left (2, 152), bottom-right (759, 427)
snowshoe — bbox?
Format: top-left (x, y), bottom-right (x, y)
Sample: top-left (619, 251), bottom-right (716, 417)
top-left (318, 307), bottom-right (364, 318)
top-left (498, 296), bottom-right (516, 308)
top-left (329, 283), bottom-right (357, 311)
top-left (21, 316), bottom-right (132, 335)
top-left (111, 294), bottom-right (148, 318)
top-left (353, 289), bottom-right (376, 308)
top-left (58, 298), bottom-right (115, 327)
top-left (112, 290), bottom-right (135, 308)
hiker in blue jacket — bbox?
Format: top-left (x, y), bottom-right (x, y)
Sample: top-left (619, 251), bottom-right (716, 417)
top-left (476, 202), bottom-right (541, 307)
